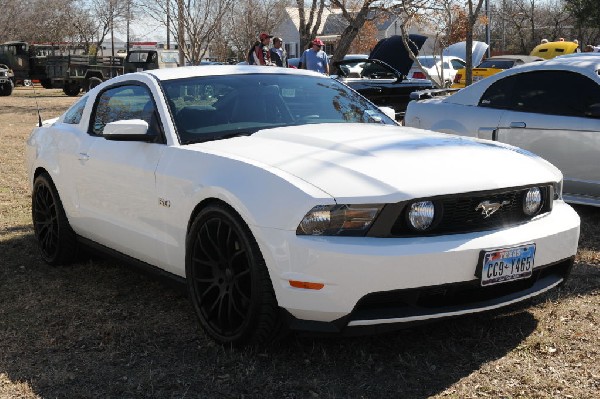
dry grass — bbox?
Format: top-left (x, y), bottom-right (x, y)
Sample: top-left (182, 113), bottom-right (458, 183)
top-left (0, 88), bottom-right (599, 398)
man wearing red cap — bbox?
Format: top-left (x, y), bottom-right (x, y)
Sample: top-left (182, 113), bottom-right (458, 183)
top-left (299, 38), bottom-right (329, 74)
top-left (248, 32), bottom-right (275, 66)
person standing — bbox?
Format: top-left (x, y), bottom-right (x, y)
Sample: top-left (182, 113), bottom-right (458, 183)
top-left (248, 33), bottom-right (275, 66)
top-left (269, 37), bottom-right (287, 67)
top-left (298, 38), bottom-right (329, 75)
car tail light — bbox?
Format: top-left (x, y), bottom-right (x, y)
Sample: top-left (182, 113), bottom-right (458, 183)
top-left (413, 71), bottom-right (426, 79)
top-left (453, 74), bottom-right (462, 83)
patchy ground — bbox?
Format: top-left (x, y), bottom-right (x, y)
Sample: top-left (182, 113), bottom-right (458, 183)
top-left (1, 88), bottom-right (599, 398)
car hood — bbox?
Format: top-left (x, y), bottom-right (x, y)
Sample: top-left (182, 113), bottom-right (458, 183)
top-left (369, 34), bottom-right (428, 76)
top-left (193, 124), bottom-right (561, 202)
top-left (443, 41), bottom-right (488, 66)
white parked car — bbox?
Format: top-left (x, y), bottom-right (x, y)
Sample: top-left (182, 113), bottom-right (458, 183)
top-left (26, 66), bottom-right (580, 346)
top-left (405, 54), bottom-right (600, 207)
top-left (407, 55), bottom-right (466, 87)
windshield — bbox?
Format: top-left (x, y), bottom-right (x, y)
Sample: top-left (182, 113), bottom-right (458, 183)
top-left (162, 74), bottom-right (396, 144)
top-left (476, 59), bottom-right (515, 69)
top-left (127, 52), bottom-right (151, 63)
top-left (417, 57), bottom-right (437, 68)
top-left (161, 51), bottom-right (178, 63)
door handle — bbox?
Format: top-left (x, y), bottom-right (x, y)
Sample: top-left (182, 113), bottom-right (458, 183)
top-left (510, 122), bottom-right (526, 128)
top-left (78, 153), bottom-right (90, 161)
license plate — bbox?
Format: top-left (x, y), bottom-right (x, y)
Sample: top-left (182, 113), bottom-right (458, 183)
top-left (473, 76), bottom-right (483, 82)
top-left (480, 244), bottom-right (535, 286)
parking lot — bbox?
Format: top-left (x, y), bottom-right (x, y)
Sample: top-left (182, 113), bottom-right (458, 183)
top-left (1, 87), bottom-right (599, 398)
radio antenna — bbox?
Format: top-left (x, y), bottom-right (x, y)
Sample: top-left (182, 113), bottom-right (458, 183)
top-left (30, 80), bottom-right (42, 127)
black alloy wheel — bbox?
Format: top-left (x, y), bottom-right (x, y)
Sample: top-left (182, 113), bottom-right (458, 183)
top-left (32, 173), bottom-right (78, 265)
top-left (186, 204), bottom-right (281, 346)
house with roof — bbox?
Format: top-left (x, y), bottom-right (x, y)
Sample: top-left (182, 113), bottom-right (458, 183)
top-left (274, 7), bottom-right (434, 58)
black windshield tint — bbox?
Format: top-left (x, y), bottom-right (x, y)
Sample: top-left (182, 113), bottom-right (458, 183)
top-left (161, 74), bottom-right (396, 144)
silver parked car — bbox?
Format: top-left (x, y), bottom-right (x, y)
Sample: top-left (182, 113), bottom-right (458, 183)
top-left (405, 54), bottom-right (600, 207)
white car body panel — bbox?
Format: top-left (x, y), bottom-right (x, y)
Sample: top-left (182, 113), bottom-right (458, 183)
top-left (405, 55), bottom-right (600, 206)
top-left (26, 66), bottom-right (581, 334)
top-left (442, 41), bottom-right (489, 67)
top-left (408, 56), bottom-right (466, 86)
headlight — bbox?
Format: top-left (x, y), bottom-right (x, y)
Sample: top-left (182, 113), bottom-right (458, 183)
top-left (523, 187), bottom-right (542, 216)
top-left (407, 201), bottom-right (435, 231)
top-left (296, 204), bottom-right (383, 236)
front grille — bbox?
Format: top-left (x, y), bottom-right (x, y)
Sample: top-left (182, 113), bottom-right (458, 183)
top-left (385, 185), bottom-right (552, 237)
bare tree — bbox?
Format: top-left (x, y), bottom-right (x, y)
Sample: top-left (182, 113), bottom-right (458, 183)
top-left (464, 0), bottom-right (485, 85)
top-left (89, 0), bottom-right (130, 55)
top-left (296, 0), bottom-right (326, 51)
top-left (225, 0), bottom-right (288, 62)
top-left (329, 0), bottom-right (379, 63)
top-left (142, 0), bottom-right (235, 64)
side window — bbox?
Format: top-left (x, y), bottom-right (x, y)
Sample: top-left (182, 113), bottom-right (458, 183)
top-left (63, 95), bottom-right (88, 124)
top-left (479, 74), bottom-right (517, 109)
top-left (451, 59), bottom-right (465, 69)
top-left (509, 71), bottom-right (600, 117)
top-left (91, 84), bottom-right (160, 136)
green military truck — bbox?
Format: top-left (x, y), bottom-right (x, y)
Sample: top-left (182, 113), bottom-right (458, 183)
top-left (0, 41), bottom-right (124, 96)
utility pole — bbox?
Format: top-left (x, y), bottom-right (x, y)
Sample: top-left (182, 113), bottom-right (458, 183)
top-left (126, 0), bottom-right (130, 53)
top-left (177, 0), bottom-right (185, 66)
top-left (485, 0), bottom-right (491, 57)
top-left (110, 0), bottom-right (115, 59)
top-left (166, 0), bottom-right (171, 50)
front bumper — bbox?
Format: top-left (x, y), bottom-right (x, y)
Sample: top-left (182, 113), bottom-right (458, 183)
top-left (255, 200), bottom-right (580, 331)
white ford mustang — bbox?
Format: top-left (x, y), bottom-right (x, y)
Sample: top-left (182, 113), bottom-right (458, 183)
top-left (26, 65), bottom-right (580, 346)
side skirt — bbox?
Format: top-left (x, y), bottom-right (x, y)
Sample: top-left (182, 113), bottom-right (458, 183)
top-left (77, 236), bottom-right (187, 295)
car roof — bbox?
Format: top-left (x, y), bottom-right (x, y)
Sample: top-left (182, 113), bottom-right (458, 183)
top-left (530, 41), bottom-right (579, 59)
top-left (417, 55), bottom-right (462, 60)
top-left (343, 54), bottom-right (368, 60)
top-left (145, 64), bottom-right (324, 80)
top-left (485, 55), bottom-right (544, 63)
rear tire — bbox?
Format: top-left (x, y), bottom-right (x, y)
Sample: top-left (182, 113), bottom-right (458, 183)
top-left (41, 79), bottom-right (53, 89)
top-left (0, 80), bottom-right (13, 96)
top-left (63, 82), bottom-right (81, 96)
top-left (186, 203), bottom-right (282, 346)
top-left (32, 173), bottom-right (78, 265)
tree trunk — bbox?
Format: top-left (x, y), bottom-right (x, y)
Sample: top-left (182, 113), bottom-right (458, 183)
top-left (330, 0), bottom-right (373, 63)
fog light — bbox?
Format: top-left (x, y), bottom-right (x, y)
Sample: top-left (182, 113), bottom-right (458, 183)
top-left (523, 187), bottom-right (542, 216)
top-left (408, 201), bottom-right (435, 231)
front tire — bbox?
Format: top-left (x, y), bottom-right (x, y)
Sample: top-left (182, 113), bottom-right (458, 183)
top-left (186, 204), bottom-right (281, 346)
top-left (62, 82), bottom-right (81, 96)
top-left (32, 173), bottom-right (78, 265)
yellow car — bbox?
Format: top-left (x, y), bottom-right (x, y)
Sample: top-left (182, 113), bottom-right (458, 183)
top-left (451, 55), bottom-right (544, 88)
top-left (530, 41), bottom-right (579, 59)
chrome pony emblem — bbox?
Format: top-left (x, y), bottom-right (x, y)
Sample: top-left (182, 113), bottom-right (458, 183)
top-left (476, 200), bottom-right (510, 218)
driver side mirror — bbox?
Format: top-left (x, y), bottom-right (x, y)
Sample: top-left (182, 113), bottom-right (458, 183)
top-left (103, 119), bottom-right (157, 142)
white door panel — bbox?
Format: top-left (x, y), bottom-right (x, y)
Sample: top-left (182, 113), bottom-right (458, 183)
top-left (497, 111), bottom-right (600, 200)
top-left (74, 137), bottom-right (166, 265)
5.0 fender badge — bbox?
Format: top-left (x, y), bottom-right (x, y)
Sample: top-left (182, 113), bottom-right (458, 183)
top-left (476, 200), bottom-right (510, 218)
top-left (159, 198), bottom-right (171, 208)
